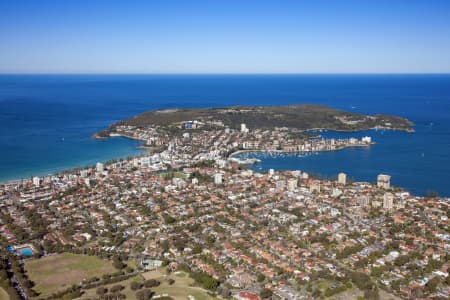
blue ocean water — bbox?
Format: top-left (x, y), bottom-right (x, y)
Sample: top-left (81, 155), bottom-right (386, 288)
top-left (0, 74), bottom-right (449, 196)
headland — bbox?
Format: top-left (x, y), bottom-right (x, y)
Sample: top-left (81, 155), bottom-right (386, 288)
top-left (95, 104), bottom-right (414, 140)
top-left (93, 104), bottom-right (412, 161)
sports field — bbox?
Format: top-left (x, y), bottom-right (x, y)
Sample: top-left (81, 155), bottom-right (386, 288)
top-left (25, 253), bottom-right (116, 297)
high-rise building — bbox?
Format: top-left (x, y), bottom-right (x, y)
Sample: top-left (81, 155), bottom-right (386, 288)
top-left (96, 162), bottom-right (104, 173)
top-left (32, 176), bottom-right (40, 187)
top-left (377, 174), bottom-right (391, 189)
top-left (362, 136), bottom-right (372, 143)
top-left (338, 172), bottom-right (347, 185)
top-left (383, 192), bottom-right (394, 210)
top-left (240, 123), bottom-right (248, 133)
top-left (287, 179), bottom-right (298, 191)
top-left (214, 173), bottom-right (223, 185)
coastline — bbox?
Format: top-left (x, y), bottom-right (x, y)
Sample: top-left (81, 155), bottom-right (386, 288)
top-left (304, 126), bottom-right (415, 133)
top-left (5, 116), bottom-right (407, 186)
top-left (228, 142), bottom-right (375, 158)
top-left (0, 135), bottom-right (145, 185)
top-left (2, 112), bottom-right (414, 190)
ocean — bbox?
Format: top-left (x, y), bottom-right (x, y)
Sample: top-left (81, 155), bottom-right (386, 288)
top-left (0, 74), bottom-right (449, 196)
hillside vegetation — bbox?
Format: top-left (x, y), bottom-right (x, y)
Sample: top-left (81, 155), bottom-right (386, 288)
top-left (98, 104), bottom-right (413, 136)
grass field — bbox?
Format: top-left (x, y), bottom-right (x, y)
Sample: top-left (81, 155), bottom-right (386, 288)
top-left (25, 253), bottom-right (116, 298)
top-left (80, 269), bottom-right (213, 300)
top-left (0, 287), bottom-right (10, 300)
top-left (143, 269), bottom-right (213, 300)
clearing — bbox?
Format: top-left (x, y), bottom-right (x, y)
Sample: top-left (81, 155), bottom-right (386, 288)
top-left (25, 253), bottom-right (116, 298)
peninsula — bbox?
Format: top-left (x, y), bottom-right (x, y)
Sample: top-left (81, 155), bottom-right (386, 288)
top-left (96, 104), bottom-right (414, 139)
top-left (94, 104), bottom-right (413, 161)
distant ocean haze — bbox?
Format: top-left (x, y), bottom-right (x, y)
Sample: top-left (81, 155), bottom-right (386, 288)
top-left (0, 74), bottom-right (449, 196)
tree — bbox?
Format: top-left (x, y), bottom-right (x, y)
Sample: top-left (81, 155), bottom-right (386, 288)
top-left (113, 256), bottom-right (126, 270)
top-left (110, 284), bottom-right (124, 293)
top-left (136, 288), bottom-right (154, 300)
top-left (163, 214), bottom-right (176, 224)
top-left (144, 279), bottom-right (160, 288)
top-left (312, 289), bottom-right (321, 298)
top-left (260, 288), bottom-right (272, 299)
top-left (190, 271), bottom-right (218, 291)
top-left (426, 259), bottom-right (443, 273)
top-left (96, 287), bottom-right (108, 296)
top-left (425, 276), bottom-right (440, 293)
top-left (394, 255), bottom-right (410, 267)
top-left (192, 245), bottom-right (202, 254)
top-left (160, 240), bottom-right (170, 252)
top-left (371, 267), bottom-right (384, 277)
top-left (349, 271), bottom-right (373, 290)
top-left (206, 235), bottom-right (216, 245)
top-left (130, 281), bottom-right (143, 291)
top-left (391, 280), bottom-right (401, 291)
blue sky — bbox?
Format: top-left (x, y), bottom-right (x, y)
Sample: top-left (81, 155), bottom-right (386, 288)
top-left (0, 0), bottom-right (449, 73)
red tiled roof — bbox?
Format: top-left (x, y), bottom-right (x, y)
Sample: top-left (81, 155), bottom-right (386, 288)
top-left (239, 291), bottom-right (261, 300)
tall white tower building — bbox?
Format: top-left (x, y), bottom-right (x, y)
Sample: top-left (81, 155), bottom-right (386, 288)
top-left (240, 123), bottom-right (248, 133)
top-left (383, 192), bottom-right (394, 210)
top-left (214, 173), bottom-right (223, 185)
top-left (287, 179), bottom-right (298, 191)
top-left (96, 162), bottom-right (104, 172)
top-left (338, 172), bottom-right (347, 185)
top-left (32, 177), bottom-right (40, 187)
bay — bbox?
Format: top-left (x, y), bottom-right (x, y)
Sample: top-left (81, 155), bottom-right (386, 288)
top-left (0, 74), bottom-right (449, 196)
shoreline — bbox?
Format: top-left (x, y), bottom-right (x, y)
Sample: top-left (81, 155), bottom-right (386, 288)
top-left (0, 136), bottom-right (145, 185)
top-left (0, 124), bottom-right (407, 189)
top-left (229, 143), bottom-right (374, 158)
top-left (303, 126), bottom-right (415, 133)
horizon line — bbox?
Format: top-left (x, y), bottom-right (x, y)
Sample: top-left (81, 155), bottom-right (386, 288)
top-left (1, 72), bottom-right (450, 76)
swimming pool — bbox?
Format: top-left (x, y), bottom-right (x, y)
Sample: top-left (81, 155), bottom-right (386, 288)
top-left (19, 247), bottom-right (33, 256)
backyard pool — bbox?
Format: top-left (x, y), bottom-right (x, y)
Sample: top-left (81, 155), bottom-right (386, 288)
top-left (19, 247), bottom-right (33, 256)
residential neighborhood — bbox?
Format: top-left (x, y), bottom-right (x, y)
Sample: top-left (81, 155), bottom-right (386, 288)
top-left (0, 122), bottom-right (449, 300)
